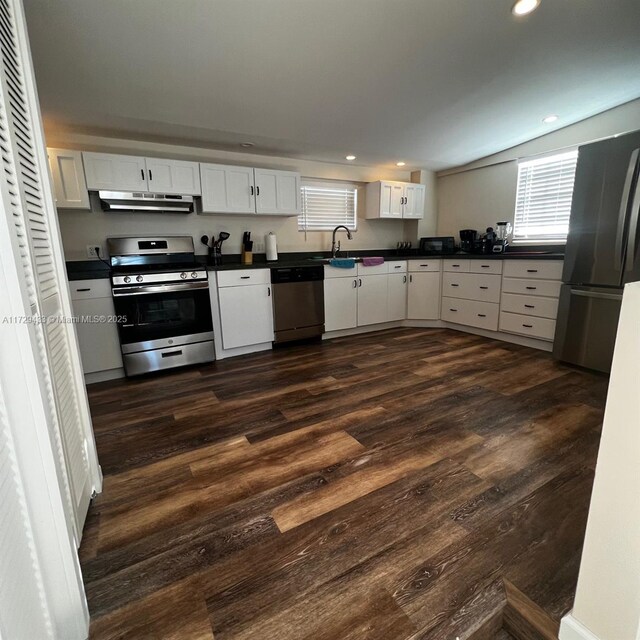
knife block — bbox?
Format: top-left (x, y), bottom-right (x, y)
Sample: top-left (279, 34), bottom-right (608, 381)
top-left (241, 250), bottom-right (253, 265)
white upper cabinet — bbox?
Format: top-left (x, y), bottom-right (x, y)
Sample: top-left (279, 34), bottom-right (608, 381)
top-left (144, 157), bottom-right (201, 195)
top-left (82, 152), bottom-right (147, 192)
top-left (366, 181), bottom-right (425, 220)
top-left (403, 183), bottom-right (425, 219)
top-left (47, 148), bottom-right (90, 209)
top-left (254, 169), bottom-right (301, 216)
top-left (200, 164), bottom-right (301, 216)
top-left (200, 163), bottom-right (256, 214)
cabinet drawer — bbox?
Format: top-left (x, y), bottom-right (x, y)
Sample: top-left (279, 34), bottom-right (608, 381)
top-left (443, 259), bottom-right (470, 273)
top-left (217, 269), bottom-right (270, 287)
top-left (386, 260), bottom-right (407, 274)
top-left (442, 272), bottom-right (501, 303)
top-left (502, 277), bottom-right (561, 298)
top-left (503, 260), bottom-right (563, 280)
top-left (442, 297), bottom-right (499, 331)
top-left (357, 261), bottom-right (388, 276)
top-left (409, 259), bottom-right (441, 273)
top-left (501, 293), bottom-right (559, 319)
top-left (499, 311), bottom-right (556, 341)
top-left (469, 261), bottom-right (503, 275)
top-left (69, 278), bottom-right (111, 300)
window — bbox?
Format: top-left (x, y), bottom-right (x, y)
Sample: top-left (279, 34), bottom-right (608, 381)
top-left (298, 182), bottom-right (357, 232)
top-left (513, 150), bottom-right (578, 243)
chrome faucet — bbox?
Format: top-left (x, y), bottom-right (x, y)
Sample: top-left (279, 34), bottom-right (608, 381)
top-left (331, 225), bottom-right (353, 258)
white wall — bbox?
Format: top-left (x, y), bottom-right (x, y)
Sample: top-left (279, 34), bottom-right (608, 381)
top-left (436, 98), bottom-right (640, 240)
top-left (46, 132), bottom-right (428, 260)
top-left (560, 281), bottom-right (640, 640)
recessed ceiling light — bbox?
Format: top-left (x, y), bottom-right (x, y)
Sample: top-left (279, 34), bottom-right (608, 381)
top-left (345, 155), bottom-right (356, 161)
top-left (543, 114), bottom-right (559, 124)
top-left (396, 161), bottom-right (406, 167)
top-left (512, 0), bottom-right (540, 16)
top-left (240, 142), bottom-right (255, 148)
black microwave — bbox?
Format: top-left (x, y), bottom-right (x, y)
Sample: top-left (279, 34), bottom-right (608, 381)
top-left (419, 236), bottom-right (455, 255)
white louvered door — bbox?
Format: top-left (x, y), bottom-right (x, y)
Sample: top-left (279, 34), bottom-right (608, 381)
top-left (0, 0), bottom-right (99, 539)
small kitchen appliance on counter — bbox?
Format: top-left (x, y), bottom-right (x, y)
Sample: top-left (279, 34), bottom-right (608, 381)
top-left (419, 236), bottom-right (455, 255)
top-left (492, 221), bottom-right (512, 253)
top-left (108, 236), bottom-right (215, 376)
top-left (459, 229), bottom-right (477, 253)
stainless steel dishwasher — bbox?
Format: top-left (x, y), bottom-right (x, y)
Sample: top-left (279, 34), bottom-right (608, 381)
top-left (270, 265), bottom-right (325, 343)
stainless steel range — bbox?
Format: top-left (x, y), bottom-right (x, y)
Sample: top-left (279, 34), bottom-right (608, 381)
top-left (107, 236), bottom-right (215, 376)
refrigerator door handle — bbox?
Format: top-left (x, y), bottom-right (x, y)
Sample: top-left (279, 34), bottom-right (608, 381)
top-left (624, 169), bottom-right (640, 272)
top-left (615, 148), bottom-right (640, 270)
top-left (571, 289), bottom-right (623, 302)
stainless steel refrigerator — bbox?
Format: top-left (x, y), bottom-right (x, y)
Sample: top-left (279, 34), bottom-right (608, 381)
top-left (554, 129), bottom-right (640, 373)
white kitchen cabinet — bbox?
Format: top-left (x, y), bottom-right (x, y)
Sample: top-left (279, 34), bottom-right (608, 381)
top-left (47, 148), bottom-right (90, 209)
top-left (365, 181), bottom-right (425, 219)
top-left (403, 184), bottom-right (426, 219)
top-left (218, 283), bottom-right (274, 349)
top-left (357, 274), bottom-right (389, 326)
top-left (407, 271), bottom-right (441, 319)
top-left (82, 152), bottom-right (147, 192)
top-left (69, 280), bottom-right (123, 374)
top-left (324, 275), bottom-right (358, 331)
top-left (200, 164), bottom-right (300, 215)
top-left (388, 272), bottom-right (408, 321)
top-left (200, 163), bottom-right (256, 213)
top-left (144, 157), bottom-right (201, 195)
top-left (254, 168), bottom-right (300, 216)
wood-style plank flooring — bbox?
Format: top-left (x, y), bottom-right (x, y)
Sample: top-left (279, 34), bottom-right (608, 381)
top-left (81, 328), bottom-right (607, 639)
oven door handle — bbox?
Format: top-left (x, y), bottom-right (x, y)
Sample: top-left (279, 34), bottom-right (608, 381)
top-left (112, 281), bottom-right (210, 296)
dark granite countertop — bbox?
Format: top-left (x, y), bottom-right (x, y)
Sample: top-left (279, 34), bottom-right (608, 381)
top-left (65, 249), bottom-right (564, 280)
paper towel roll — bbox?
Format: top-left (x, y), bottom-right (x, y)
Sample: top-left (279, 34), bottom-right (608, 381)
top-left (266, 232), bottom-right (278, 261)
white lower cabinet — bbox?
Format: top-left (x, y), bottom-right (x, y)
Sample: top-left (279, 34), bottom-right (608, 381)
top-left (217, 271), bottom-right (274, 349)
top-left (499, 312), bottom-right (556, 341)
top-left (69, 279), bottom-right (123, 374)
top-left (357, 274), bottom-right (389, 326)
top-left (324, 276), bottom-right (358, 331)
top-left (388, 272), bottom-right (408, 322)
top-left (407, 271), bottom-right (441, 319)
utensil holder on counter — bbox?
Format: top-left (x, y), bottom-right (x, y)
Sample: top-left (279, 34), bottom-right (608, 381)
top-left (241, 250), bottom-right (253, 265)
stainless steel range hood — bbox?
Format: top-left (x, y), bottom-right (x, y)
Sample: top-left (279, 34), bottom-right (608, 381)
top-left (99, 191), bottom-right (195, 213)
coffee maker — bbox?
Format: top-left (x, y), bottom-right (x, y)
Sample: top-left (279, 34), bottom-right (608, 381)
top-left (459, 229), bottom-right (477, 253)
top-left (492, 221), bottom-right (512, 253)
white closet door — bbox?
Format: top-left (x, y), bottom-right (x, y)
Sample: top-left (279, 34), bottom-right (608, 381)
top-left (0, 0), bottom-right (97, 539)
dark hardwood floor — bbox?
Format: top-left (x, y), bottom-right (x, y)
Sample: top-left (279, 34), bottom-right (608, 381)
top-left (81, 328), bottom-right (607, 639)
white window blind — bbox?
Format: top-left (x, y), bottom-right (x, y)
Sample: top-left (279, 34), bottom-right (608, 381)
top-left (513, 150), bottom-right (578, 242)
top-left (299, 183), bottom-right (357, 231)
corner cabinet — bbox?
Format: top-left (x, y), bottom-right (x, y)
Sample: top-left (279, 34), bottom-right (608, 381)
top-left (82, 152), bottom-right (201, 195)
top-left (365, 181), bottom-right (425, 220)
top-left (47, 148), bottom-right (90, 209)
top-left (199, 163), bottom-right (301, 216)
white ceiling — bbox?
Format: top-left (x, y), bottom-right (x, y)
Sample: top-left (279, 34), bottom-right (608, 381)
top-left (23, 0), bottom-right (640, 170)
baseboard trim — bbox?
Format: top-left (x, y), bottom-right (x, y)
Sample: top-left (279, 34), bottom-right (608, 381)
top-left (503, 579), bottom-right (559, 639)
top-left (85, 368), bottom-right (125, 384)
top-left (559, 614), bottom-right (601, 640)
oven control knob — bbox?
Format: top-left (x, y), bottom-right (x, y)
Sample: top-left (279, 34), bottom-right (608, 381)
top-left (123, 276), bottom-right (131, 284)
top-left (136, 275), bottom-right (143, 283)
top-left (191, 271), bottom-right (198, 279)
top-left (180, 272), bottom-right (187, 279)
